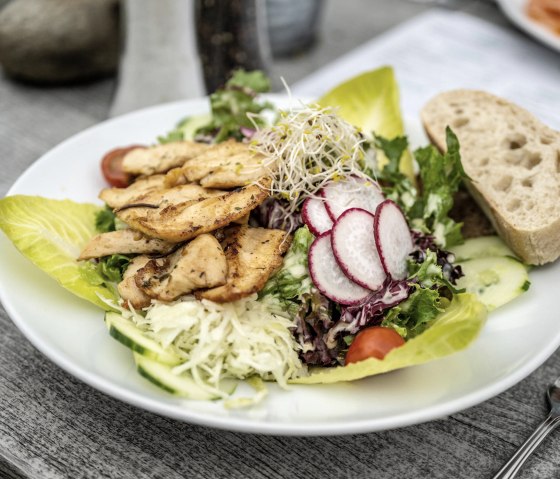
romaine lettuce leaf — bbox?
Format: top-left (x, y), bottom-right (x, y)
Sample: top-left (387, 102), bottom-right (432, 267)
top-left (0, 195), bottom-right (116, 310)
top-left (291, 293), bottom-right (486, 384)
top-left (317, 66), bottom-right (414, 179)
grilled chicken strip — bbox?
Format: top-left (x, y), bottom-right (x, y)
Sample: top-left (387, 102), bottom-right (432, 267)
top-left (116, 179), bottom-right (270, 242)
top-left (114, 184), bottom-right (227, 212)
top-left (102, 179), bottom-right (225, 212)
top-left (196, 225), bottom-right (292, 303)
top-left (135, 234), bottom-right (227, 301)
top-left (122, 141), bottom-right (210, 176)
top-left (117, 256), bottom-right (152, 309)
top-left (99, 174), bottom-right (167, 209)
top-left (166, 140), bottom-right (269, 189)
top-left (78, 229), bottom-right (175, 260)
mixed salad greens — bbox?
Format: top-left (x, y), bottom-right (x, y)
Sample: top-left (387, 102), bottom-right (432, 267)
top-left (0, 67), bottom-right (530, 404)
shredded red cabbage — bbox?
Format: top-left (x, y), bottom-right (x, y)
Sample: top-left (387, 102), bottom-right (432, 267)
top-left (240, 126), bottom-right (256, 139)
top-left (251, 198), bottom-right (303, 233)
top-left (294, 291), bottom-right (340, 366)
top-left (292, 281), bottom-right (410, 367)
top-left (334, 281), bottom-right (411, 340)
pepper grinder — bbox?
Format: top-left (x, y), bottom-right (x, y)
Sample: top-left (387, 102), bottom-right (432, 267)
top-left (195, 0), bottom-right (271, 93)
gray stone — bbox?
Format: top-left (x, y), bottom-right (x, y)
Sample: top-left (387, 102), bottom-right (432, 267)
top-left (0, 0), bottom-right (13, 11)
top-left (0, 0), bottom-right (120, 83)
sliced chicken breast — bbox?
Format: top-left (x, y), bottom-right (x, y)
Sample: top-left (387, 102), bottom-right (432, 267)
top-left (99, 174), bottom-right (167, 209)
top-left (116, 180), bottom-right (270, 242)
top-left (166, 140), bottom-right (269, 189)
top-left (135, 234), bottom-right (227, 301)
top-left (122, 141), bottom-right (210, 176)
top-left (197, 225), bottom-right (292, 303)
top-left (79, 229), bottom-right (175, 260)
top-left (117, 256), bottom-right (152, 309)
top-left (114, 184), bottom-right (226, 211)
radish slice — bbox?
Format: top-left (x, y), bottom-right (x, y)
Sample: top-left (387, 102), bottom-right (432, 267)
top-left (322, 178), bottom-right (385, 221)
top-left (308, 232), bottom-right (371, 305)
top-left (302, 197), bottom-right (333, 235)
top-left (374, 200), bottom-right (414, 280)
top-left (331, 208), bottom-right (386, 291)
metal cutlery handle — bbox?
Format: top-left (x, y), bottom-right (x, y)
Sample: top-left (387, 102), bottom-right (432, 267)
top-left (492, 413), bottom-right (560, 479)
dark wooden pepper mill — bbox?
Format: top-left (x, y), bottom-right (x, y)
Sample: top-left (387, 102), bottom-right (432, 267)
top-left (195, 0), bottom-right (271, 93)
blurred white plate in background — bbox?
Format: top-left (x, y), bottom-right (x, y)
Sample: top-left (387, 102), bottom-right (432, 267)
top-left (497, 0), bottom-right (560, 52)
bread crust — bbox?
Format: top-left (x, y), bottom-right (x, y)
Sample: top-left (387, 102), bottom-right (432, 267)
top-left (421, 90), bottom-right (560, 265)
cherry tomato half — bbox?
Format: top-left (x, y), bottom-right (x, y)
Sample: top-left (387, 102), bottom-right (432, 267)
top-left (100, 145), bottom-right (145, 188)
top-left (345, 326), bottom-right (405, 365)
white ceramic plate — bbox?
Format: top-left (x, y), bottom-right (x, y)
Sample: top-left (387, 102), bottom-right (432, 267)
top-left (497, 0), bottom-right (560, 53)
top-left (1, 96), bottom-right (560, 436)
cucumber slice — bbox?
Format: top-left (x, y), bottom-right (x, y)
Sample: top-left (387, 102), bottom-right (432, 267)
top-left (450, 236), bottom-right (515, 262)
top-left (456, 256), bottom-right (530, 311)
top-left (105, 312), bottom-right (181, 365)
top-left (133, 353), bottom-right (219, 400)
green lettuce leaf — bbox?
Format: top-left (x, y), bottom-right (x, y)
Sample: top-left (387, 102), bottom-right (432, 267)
top-left (291, 293), bottom-right (486, 384)
top-left (227, 69), bottom-right (271, 92)
top-left (317, 66), bottom-right (414, 179)
top-left (0, 195), bottom-right (116, 310)
top-left (260, 226), bottom-right (314, 301)
top-left (374, 134), bottom-right (409, 176)
top-left (377, 247), bottom-right (460, 340)
top-left (159, 70), bottom-right (273, 144)
top-left (197, 69), bottom-right (274, 143)
top-left (412, 127), bottom-right (469, 247)
top-left (95, 206), bottom-right (117, 233)
top-left (79, 255), bottom-right (130, 297)
top-left (376, 128), bottom-right (467, 248)
top-left (375, 134), bottom-right (418, 212)
top-left (382, 287), bottom-right (445, 340)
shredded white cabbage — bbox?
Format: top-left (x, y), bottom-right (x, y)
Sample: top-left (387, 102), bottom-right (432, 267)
top-left (120, 294), bottom-right (306, 399)
top-left (251, 104), bottom-right (376, 212)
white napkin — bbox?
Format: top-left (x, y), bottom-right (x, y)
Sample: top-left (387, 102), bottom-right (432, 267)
top-left (292, 10), bottom-right (560, 129)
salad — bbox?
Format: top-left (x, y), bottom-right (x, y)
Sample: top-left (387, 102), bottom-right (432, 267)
top-left (0, 68), bottom-right (530, 406)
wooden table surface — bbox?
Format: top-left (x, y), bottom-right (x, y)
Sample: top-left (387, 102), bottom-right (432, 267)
top-left (2, 1), bottom-right (560, 478)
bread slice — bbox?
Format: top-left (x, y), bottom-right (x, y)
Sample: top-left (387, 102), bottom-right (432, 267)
top-left (421, 90), bottom-right (560, 265)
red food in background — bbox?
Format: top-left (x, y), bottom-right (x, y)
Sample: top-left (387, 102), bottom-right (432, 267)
top-left (101, 145), bottom-right (145, 188)
top-left (527, 0), bottom-right (560, 35)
